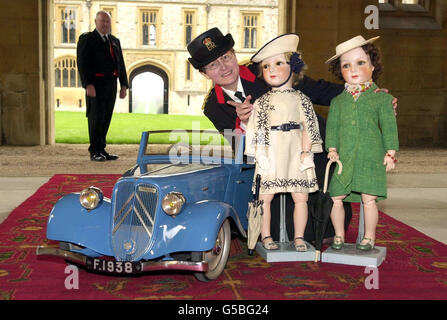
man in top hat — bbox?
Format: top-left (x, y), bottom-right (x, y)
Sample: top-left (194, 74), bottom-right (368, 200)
top-left (187, 28), bottom-right (355, 242)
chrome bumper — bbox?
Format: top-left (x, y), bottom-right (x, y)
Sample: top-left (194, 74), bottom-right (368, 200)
top-left (36, 246), bottom-right (209, 273)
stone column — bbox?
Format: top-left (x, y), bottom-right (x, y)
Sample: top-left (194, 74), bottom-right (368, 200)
top-left (0, 0), bottom-right (51, 145)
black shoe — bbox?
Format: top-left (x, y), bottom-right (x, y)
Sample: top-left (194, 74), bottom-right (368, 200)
top-left (101, 151), bottom-right (119, 160)
top-left (90, 153), bottom-right (106, 161)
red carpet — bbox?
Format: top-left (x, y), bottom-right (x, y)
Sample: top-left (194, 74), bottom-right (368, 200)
top-left (0, 174), bottom-right (446, 300)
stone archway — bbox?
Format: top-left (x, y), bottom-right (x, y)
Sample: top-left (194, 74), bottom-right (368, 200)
top-left (128, 65), bottom-right (168, 114)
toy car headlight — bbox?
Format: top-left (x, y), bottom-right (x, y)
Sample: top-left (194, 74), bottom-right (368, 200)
top-left (162, 192), bottom-right (185, 216)
top-left (79, 187), bottom-right (103, 210)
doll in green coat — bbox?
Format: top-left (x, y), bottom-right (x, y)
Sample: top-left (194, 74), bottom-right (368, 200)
top-left (325, 36), bottom-right (399, 251)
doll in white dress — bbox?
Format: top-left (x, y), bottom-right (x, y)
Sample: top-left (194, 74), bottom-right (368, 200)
top-left (245, 34), bottom-right (323, 251)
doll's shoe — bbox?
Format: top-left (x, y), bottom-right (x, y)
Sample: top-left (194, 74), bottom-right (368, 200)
top-left (356, 238), bottom-right (375, 251)
top-left (331, 235), bottom-right (344, 250)
top-left (294, 237), bottom-right (308, 252)
top-left (261, 236), bottom-right (279, 250)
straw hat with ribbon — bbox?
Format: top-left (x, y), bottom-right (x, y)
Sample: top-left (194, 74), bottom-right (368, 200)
top-left (251, 33), bottom-right (299, 63)
top-left (251, 33), bottom-right (304, 88)
top-left (325, 35), bottom-right (380, 64)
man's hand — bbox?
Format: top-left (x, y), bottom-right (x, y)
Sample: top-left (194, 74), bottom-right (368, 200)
top-left (374, 88), bottom-right (398, 116)
top-left (86, 84), bottom-right (96, 97)
top-left (227, 95), bottom-right (253, 125)
top-left (119, 86), bottom-right (127, 99)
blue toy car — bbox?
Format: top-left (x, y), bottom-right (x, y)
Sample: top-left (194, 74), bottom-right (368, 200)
top-left (37, 130), bottom-right (254, 281)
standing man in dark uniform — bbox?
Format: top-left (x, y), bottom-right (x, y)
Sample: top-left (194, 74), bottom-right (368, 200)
top-left (77, 11), bottom-right (128, 161)
top-left (187, 28), bottom-right (353, 242)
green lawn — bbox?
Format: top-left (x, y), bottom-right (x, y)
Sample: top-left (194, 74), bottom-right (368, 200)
top-left (55, 111), bottom-right (219, 144)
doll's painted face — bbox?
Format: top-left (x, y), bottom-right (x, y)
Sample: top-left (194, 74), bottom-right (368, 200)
top-left (261, 53), bottom-right (292, 89)
top-left (340, 47), bottom-right (374, 85)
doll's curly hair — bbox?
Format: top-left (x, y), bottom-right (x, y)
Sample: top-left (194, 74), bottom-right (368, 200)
top-left (328, 43), bottom-right (383, 82)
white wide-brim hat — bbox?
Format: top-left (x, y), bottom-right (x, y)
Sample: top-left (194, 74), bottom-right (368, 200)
top-left (325, 35), bottom-right (380, 64)
top-left (251, 33), bottom-right (299, 63)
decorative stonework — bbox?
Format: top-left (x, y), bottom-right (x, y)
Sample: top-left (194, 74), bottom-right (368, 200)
top-left (125, 51), bottom-right (174, 71)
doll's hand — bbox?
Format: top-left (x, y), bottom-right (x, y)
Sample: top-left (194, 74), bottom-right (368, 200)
top-left (256, 151), bottom-right (270, 172)
top-left (227, 95), bottom-right (253, 125)
top-left (300, 151), bottom-right (309, 164)
top-left (391, 97), bottom-right (398, 116)
top-left (327, 149), bottom-right (339, 161)
top-left (374, 88), bottom-right (398, 116)
top-left (300, 151), bottom-right (315, 171)
top-left (383, 152), bottom-right (397, 172)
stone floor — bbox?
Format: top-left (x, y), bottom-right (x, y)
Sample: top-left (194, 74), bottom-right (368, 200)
top-left (377, 173), bottom-right (447, 244)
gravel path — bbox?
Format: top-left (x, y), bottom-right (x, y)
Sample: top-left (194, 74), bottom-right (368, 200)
top-left (0, 144), bottom-right (446, 177)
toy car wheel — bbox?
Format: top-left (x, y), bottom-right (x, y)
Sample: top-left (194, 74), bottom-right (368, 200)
top-left (193, 219), bottom-right (231, 282)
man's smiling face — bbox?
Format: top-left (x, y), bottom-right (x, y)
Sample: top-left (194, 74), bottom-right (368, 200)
top-left (200, 51), bottom-right (240, 91)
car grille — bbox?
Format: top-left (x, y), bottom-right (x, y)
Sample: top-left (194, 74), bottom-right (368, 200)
top-left (111, 181), bottom-right (158, 261)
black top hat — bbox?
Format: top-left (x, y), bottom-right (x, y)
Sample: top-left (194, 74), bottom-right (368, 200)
top-left (187, 27), bottom-right (234, 69)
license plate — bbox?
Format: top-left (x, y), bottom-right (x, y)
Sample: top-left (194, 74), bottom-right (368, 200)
top-left (86, 257), bottom-right (142, 274)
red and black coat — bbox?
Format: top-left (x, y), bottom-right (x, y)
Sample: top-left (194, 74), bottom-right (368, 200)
top-left (77, 29), bottom-right (128, 90)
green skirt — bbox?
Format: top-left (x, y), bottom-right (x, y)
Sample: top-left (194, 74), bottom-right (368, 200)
top-left (328, 174), bottom-right (387, 203)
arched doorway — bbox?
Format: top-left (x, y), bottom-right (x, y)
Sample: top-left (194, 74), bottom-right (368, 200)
top-left (129, 65), bottom-right (168, 114)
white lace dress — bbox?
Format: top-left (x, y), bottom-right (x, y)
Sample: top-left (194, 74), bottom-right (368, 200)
top-left (245, 88), bottom-right (323, 194)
